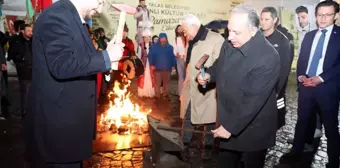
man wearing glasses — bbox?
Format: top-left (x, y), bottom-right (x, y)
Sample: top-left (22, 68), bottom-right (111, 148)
top-left (282, 1), bottom-right (340, 168)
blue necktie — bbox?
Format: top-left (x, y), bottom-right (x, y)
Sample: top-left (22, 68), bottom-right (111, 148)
top-left (307, 29), bottom-right (327, 77)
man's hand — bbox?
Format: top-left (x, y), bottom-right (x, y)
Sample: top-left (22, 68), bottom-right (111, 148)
top-left (1, 64), bottom-right (6, 71)
top-left (302, 76), bottom-right (322, 87)
top-left (172, 66), bottom-right (175, 71)
top-left (211, 125), bottom-right (231, 139)
top-left (106, 35), bottom-right (125, 62)
top-left (150, 66), bottom-right (155, 71)
top-left (298, 75), bottom-right (308, 83)
top-left (197, 72), bottom-right (211, 85)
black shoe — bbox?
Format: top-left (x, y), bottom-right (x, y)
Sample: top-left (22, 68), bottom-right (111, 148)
top-left (280, 152), bottom-right (302, 164)
top-left (326, 162), bottom-right (339, 168)
top-left (201, 148), bottom-right (212, 160)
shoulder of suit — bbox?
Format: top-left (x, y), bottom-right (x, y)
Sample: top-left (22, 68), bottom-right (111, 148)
top-left (305, 29), bottom-right (318, 37)
top-left (206, 31), bottom-right (225, 42)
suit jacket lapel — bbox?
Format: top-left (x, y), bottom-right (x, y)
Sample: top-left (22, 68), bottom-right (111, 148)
top-left (61, 0), bottom-right (95, 51)
top-left (324, 26), bottom-right (340, 68)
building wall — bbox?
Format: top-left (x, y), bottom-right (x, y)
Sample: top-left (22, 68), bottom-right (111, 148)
top-left (92, 0), bottom-right (244, 44)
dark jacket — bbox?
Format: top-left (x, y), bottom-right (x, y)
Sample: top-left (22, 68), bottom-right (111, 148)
top-left (0, 46), bottom-right (5, 66)
top-left (277, 24), bottom-right (295, 64)
top-left (7, 33), bottom-right (21, 61)
top-left (26, 0), bottom-right (110, 163)
top-left (265, 29), bottom-right (292, 129)
top-left (9, 34), bottom-right (33, 80)
top-left (149, 33), bottom-right (176, 70)
top-left (207, 31), bottom-right (280, 151)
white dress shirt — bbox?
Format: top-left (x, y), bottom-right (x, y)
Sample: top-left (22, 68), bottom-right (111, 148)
top-left (70, 0), bottom-right (85, 23)
top-left (305, 24), bottom-right (334, 80)
top-left (297, 23), bottom-right (312, 48)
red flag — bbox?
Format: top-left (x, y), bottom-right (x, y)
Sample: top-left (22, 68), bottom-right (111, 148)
top-left (30, 0), bottom-right (53, 12)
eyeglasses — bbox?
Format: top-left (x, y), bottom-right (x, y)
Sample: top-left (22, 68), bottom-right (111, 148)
top-left (316, 13), bottom-right (335, 18)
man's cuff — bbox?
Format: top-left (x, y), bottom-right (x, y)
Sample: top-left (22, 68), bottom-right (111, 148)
top-left (102, 50), bottom-right (111, 70)
top-left (318, 76), bottom-right (324, 82)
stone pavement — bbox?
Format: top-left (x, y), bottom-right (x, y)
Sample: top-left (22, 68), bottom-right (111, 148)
top-left (0, 74), bottom-right (339, 168)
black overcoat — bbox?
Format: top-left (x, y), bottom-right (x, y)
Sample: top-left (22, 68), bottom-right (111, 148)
top-left (26, 0), bottom-right (110, 163)
top-left (207, 31), bottom-right (280, 151)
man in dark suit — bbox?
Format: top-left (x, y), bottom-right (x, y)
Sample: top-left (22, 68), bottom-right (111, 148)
top-left (26, 0), bottom-right (125, 167)
top-left (197, 5), bottom-right (280, 168)
top-left (283, 1), bottom-right (340, 168)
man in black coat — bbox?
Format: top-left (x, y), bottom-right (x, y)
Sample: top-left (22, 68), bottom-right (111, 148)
top-left (197, 5), bottom-right (280, 168)
top-left (260, 7), bottom-right (292, 129)
top-left (27, 0), bottom-right (125, 167)
top-left (9, 24), bottom-right (33, 119)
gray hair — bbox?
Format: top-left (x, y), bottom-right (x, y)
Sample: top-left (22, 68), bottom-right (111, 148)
top-left (181, 14), bottom-right (201, 26)
top-left (231, 5), bottom-right (260, 30)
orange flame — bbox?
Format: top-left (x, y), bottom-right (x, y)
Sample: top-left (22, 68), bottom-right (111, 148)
top-left (99, 74), bottom-right (151, 135)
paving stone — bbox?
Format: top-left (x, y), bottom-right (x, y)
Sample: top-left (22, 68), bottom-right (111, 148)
top-left (317, 151), bottom-right (328, 158)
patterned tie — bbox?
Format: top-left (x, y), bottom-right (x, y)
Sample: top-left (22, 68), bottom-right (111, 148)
top-left (307, 29), bottom-right (327, 77)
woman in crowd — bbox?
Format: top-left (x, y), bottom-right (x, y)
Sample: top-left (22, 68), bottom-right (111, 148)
top-left (152, 35), bottom-right (158, 44)
top-left (137, 29), bottom-right (155, 98)
top-left (173, 25), bottom-right (187, 96)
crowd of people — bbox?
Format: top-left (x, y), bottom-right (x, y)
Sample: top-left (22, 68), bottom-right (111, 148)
top-left (0, 0), bottom-right (339, 168)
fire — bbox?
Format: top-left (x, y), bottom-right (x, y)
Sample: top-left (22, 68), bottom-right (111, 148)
top-left (99, 74), bottom-right (151, 135)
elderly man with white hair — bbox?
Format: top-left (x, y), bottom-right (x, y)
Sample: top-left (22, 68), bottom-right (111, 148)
top-left (197, 5), bottom-right (280, 168)
top-left (179, 14), bottom-right (224, 160)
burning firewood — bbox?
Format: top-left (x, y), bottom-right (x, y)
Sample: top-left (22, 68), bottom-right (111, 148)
top-left (141, 125), bottom-right (149, 133)
top-left (118, 125), bottom-right (129, 134)
top-left (109, 124), bottom-right (118, 133)
top-left (130, 123), bottom-right (140, 134)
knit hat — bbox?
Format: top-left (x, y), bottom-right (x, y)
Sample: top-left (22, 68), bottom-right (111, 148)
top-left (158, 33), bottom-right (168, 39)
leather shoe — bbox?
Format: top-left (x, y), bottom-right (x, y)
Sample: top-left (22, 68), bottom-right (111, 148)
top-left (280, 152), bottom-right (302, 164)
top-left (326, 162), bottom-right (339, 168)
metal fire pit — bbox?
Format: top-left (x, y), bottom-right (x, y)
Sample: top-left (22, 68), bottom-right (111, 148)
top-left (143, 115), bottom-right (190, 168)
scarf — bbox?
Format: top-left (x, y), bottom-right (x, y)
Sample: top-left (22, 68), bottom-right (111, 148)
top-left (140, 42), bottom-right (151, 66)
top-left (186, 25), bottom-right (209, 64)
